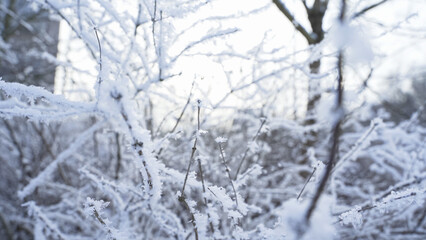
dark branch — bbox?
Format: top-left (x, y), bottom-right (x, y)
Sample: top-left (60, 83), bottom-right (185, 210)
top-left (272, 0), bottom-right (315, 44)
top-left (352, 0), bottom-right (389, 19)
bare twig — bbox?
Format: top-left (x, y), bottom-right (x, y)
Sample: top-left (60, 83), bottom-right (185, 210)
top-left (197, 155), bottom-right (215, 234)
top-left (234, 118), bottom-right (267, 180)
top-left (179, 199), bottom-right (199, 240)
top-left (297, 167), bottom-right (316, 201)
top-left (272, 0), bottom-right (315, 44)
top-left (336, 187), bottom-right (426, 224)
top-left (171, 81), bottom-right (196, 133)
top-left (32, 122), bottom-right (71, 185)
top-left (181, 100), bottom-right (201, 194)
top-left (44, 0), bottom-right (96, 59)
top-left (218, 142), bottom-right (239, 207)
top-left (152, 0), bottom-right (158, 49)
top-left (193, 105), bottom-right (215, 234)
top-left (114, 132), bottom-right (121, 180)
top-left (332, 118), bottom-right (380, 173)
top-left (352, 0), bottom-right (389, 19)
top-left (94, 26), bottom-right (103, 103)
top-left (179, 99), bottom-right (202, 240)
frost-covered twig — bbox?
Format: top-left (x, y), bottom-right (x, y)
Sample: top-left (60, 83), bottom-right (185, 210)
top-left (272, 0), bottom-right (315, 44)
top-left (297, 167), bottom-right (316, 201)
top-left (338, 187), bottom-right (426, 227)
top-left (23, 201), bottom-right (69, 240)
top-left (217, 138), bottom-right (239, 207)
top-left (181, 99), bottom-right (201, 195)
top-left (179, 99), bottom-right (202, 240)
top-left (18, 121), bottom-right (105, 199)
top-left (234, 117), bottom-right (266, 180)
top-left (84, 197), bottom-right (119, 240)
top-left (339, 173), bottom-right (426, 217)
top-left (0, 79), bottom-right (96, 121)
top-left (0, 80), bottom-right (94, 110)
top-left (352, 0), bottom-right (389, 19)
top-left (333, 118), bottom-right (381, 173)
top-left (44, 0), bottom-right (97, 59)
top-left (171, 28), bottom-right (239, 63)
top-left (94, 26), bottom-right (103, 105)
top-left (171, 80), bottom-right (196, 133)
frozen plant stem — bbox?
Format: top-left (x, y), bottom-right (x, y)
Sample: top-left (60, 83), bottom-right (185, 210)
top-left (195, 103), bottom-right (215, 233)
top-left (94, 27), bottom-right (102, 103)
top-left (234, 118), bottom-right (266, 180)
top-left (297, 167), bottom-right (316, 201)
top-left (93, 209), bottom-right (117, 240)
top-left (218, 142), bottom-right (239, 207)
top-left (181, 100), bottom-right (201, 194)
top-left (198, 156), bottom-right (215, 234)
top-left (179, 100), bottom-right (202, 240)
top-left (114, 132), bottom-right (121, 180)
top-left (171, 80), bottom-right (195, 133)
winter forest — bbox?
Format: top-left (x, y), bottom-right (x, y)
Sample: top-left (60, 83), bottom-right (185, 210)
top-left (0, 0), bottom-right (425, 239)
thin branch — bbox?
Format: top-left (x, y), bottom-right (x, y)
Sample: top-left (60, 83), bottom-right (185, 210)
top-left (171, 80), bottom-right (196, 133)
top-left (44, 0), bottom-right (96, 59)
top-left (336, 188), bottom-right (426, 224)
top-left (357, 173), bottom-right (426, 213)
top-left (197, 156), bottom-right (215, 234)
top-left (218, 142), bottom-right (239, 207)
top-left (301, 0), bottom-right (309, 12)
top-left (272, 0), bottom-right (315, 44)
top-left (180, 100), bottom-right (201, 194)
top-left (171, 28), bottom-right (239, 63)
top-left (234, 118), bottom-right (267, 180)
top-left (332, 118), bottom-right (381, 173)
top-left (94, 26), bottom-right (103, 101)
top-left (352, 0), bottom-right (388, 19)
top-left (18, 121), bottom-right (105, 199)
top-left (179, 100), bottom-right (202, 240)
top-left (179, 199), bottom-right (199, 240)
top-left (114, 132), bottom-right (121, 180)
top-left (152, 0), bottom-right (158, 49)
top-left (192, 102), bottom-right (215, 234)
top-left (297, 167), bottom-right (316, 201)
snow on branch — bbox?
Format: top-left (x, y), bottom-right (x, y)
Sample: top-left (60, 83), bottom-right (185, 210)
top-left (171, 28), bottom-right (239, 63)
top-left (0, 79), bottom-right (96, 121)
top-left (339, 187), bottom-right (426, 228)
top-left (23, 201), bottom-right (69, 240)
top-left (0, 79), bottom-right (92, 109)
top-left (333, 118), bottom-right (382, 172)
top-left (18, 121), bottom-right (105, 199)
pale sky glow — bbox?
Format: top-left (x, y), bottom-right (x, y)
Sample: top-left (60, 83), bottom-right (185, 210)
top-left (55, 0), bottom-right (426, 128)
